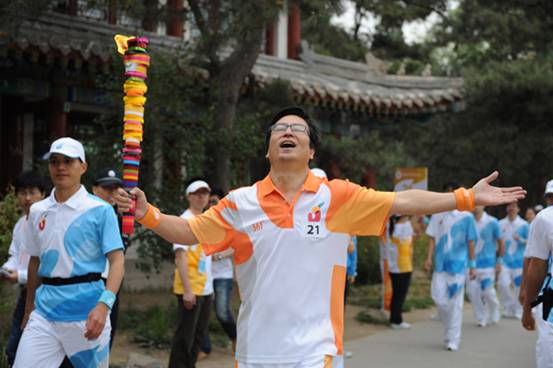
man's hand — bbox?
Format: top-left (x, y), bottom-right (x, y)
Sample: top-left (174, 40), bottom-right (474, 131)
top-left (84, 303), bottom-right (109, 340)
top-left (424, 258), bottom-right (432, 272)
top-left (1, 269), bottom-right (17, 283)
top-left (469, 268), bottom-right (477, 280)
top-left (473, 171), bottom-right (526, 207)
top-left (182, 291), bottom-right (196, 310)
top-left (495, 262), bottom-right (502, 274)
top-left (348, 275), bottom-right (356, 284)
top-left (522, 306), bottom-right (536, 331)
top-left (114, 187), bottom-right (148, 219)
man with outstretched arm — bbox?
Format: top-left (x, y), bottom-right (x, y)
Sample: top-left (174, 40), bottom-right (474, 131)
top-left (116, 107), bottom-right (525, 368)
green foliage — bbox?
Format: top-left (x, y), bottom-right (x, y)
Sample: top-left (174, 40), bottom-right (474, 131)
top-left (318, 131), bottom-right (415, 188)
top-left (119, 303), bottom-right (177, 349)
top-left (0, 190), bottom-right (19, 266)
top-left (0, 190), bottom-right (20, 363)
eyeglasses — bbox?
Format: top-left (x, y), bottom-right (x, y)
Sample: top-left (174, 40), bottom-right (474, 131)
top-left (271, 123), bottom-right (309, 134)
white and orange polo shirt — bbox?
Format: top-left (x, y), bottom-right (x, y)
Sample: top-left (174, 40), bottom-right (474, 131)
top-left (188, 172), bottom-right (394, 364)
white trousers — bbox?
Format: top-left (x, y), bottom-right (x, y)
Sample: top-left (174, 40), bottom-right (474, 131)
top-left (535, 304), bottom-right (553, 368)
top-left (498, 267), bottom-right (523, 318)
top-left (236, 355), bottom-right (343, 368)
top-left (13, 310), bottom-right (111, 368)
top-left (431, 272), bottom-right (465, 348)
top-left (466, 268), bottom-right (500, 325)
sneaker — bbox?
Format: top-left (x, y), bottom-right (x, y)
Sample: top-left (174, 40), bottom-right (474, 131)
top-left (430, 313), bottom-right (440, 321)
top-left (344, 351), bottom-right (353, 359)
top-left (390, 322), bottom-right (411, 329)
top-left (477, 321), bottom-right (487, 327)
top-left (446, 343), bottom-right (458, 351)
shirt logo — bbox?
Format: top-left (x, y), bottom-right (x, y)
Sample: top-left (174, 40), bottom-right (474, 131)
top-left (38, 214), bottom-right (47, 231)
top-left (252, 221), bottom-right (263, 232)
top-left (308, 202), bottom-right (324, 222)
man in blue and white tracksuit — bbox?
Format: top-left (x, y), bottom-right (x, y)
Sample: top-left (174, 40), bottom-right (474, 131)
top-left (425, 210), bottom-right (477, 351)
top-left (498, 202), bottom-right (528, 319)
top-left (466, 206), bottom-right (502, 327)
top-left (14, 138), bottom-right (125, 368)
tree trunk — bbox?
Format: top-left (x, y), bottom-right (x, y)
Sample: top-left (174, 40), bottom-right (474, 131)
top-left (208, 37), bottom-right (264, 193)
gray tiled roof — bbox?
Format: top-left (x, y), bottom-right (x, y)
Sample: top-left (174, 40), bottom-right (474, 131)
top-left (6, 12), bottom-right (463, 115)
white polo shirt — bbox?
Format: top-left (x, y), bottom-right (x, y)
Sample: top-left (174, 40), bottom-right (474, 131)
top-left (499, 215), bottom-right (528, 269)
top-left (525, 207), bottom-right (553, 261)
top-left (188, 172), bottom-right (394, 364)
top-left (2, 216), bottom-right (31, 285)
top-left (24, 186), bottom-right (124, 322)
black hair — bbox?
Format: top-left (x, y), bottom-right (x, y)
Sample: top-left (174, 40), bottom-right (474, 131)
top-left (264, 106), bottom-right (320, 151)
top-left (15, 171), bottom-right (47, 194)
top-left (442, 181), bottom-right (459, 192)
top-left (210, 188), bottom-right (225, 198)
top-left (388, 215), bottom-right (400, 237)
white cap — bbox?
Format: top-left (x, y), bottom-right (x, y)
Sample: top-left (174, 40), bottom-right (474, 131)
top-left (44, 137), bottom-right (86, 163)
top-left (186, 180), bottom-right (211, 195)
top-left (545, 179), bottom-right (553, 195)
top-left (310, 168), bottom-right (327, 179)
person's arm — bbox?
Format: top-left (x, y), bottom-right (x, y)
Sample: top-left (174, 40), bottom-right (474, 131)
top-left (115, 187), bottom-right (198, 245)
top-left (213, 248), bottom-right (234, 261)
top-left (522, 257), bottom-right (549, 330)
top-left (21, 256), bottom-right (40, 329)
top-left (175, 248), bottom-right (196, 309)
top-left (468, 240), bottom-right (477, 279)
top-left (424, 237), bottom-right (435, 272)
top-left (519, 257), bottom-right (531, 305)
top-left (84, 249), bottom-right (124, 340)
top-left (391, 172), bottom-right (525, 215)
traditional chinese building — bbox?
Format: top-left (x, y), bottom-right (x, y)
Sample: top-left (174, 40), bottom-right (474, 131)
top-left (0, 0), bottom-right (463, 192)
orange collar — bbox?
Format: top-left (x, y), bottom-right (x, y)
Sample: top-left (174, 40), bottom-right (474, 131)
top-left (258, 171), bottom-right (322, 197)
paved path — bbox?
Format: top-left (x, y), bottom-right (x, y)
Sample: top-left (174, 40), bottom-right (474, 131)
top-left (345, 308), bottom-right (537, 368)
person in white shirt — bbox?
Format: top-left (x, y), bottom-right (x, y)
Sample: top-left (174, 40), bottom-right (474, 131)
top-left (13, 138), bottom-right (125, 368)
top-left (498, 202), bottom-right (529, 319)
top-left (1, 171), bottom-right (46, 366)
top-left (521, 180), bottom-right (553, 368)
top-left (466, 206), bottom-right (503, 327)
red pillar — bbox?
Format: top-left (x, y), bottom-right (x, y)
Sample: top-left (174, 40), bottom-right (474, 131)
top-left (108, 0), bottom-right (117, 25)
top-left (48, 99), bottom-right (67, 139)
top-left (287, 5), bottom-right (301, 59)
top-left (167, 0), bottom-right (184, 38)
top-left (265, 23), bottom-right (275, 55)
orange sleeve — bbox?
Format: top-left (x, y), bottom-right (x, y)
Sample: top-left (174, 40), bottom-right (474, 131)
top-left (188, 198), bottom-right (254, 264)
top-left (188, 198), bottom-right (236, 256)
top-left (326, 179), bottom-right (395, 236)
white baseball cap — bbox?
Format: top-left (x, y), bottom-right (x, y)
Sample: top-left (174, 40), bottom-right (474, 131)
top-left (186, 180), bottom-right (211, 195)
top-left (310, 168), bottom-right (327, 179)
top-left (43, 137), bottom-right (86, 163)
top-left (545, 179), bottom-right (553, 195)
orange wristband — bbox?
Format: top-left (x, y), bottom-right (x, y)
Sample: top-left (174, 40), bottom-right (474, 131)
top-left (137, 204), bottom-right (161, 229)
top-left (454, 188), bottom-right (475, 212)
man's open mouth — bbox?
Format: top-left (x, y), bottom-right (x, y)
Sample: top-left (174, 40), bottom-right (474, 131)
top-left (279, 141), bottom-right (296, 148)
